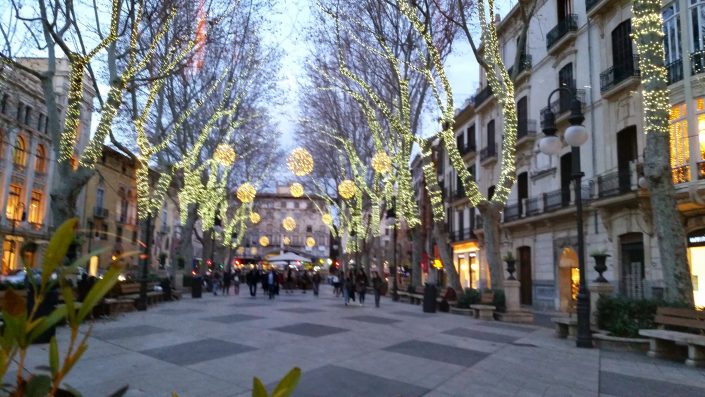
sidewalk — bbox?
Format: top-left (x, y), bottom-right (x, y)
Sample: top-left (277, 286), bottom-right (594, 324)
top-left (14, 286), bottom-right (705, 396)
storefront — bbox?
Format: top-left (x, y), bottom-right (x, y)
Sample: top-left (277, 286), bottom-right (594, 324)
top-left (687, 229), bottom-right (705, 307)
top-left (452, 241), bottom-right (479, 290)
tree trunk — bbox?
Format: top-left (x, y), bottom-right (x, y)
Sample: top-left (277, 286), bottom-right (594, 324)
top-left (50, 162), bottom-right (93, 229)
top-left (178, 204), bottom-right (198, 272)
top-left (480, 204), bottom-right (504, 291)
top-left (433, 222), bottom-right (462, 293)
top-left (410, 227), bottom-right (423, 287)
top-left (633, 0), bottom-right (694, 305)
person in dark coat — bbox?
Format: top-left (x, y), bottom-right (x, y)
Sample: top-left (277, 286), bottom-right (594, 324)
top-left (261, 268), bottom-right (270, 295)
top-left (371, 270), bottom-right (384, 308)
top-left (312, 271), bottom-right (322, 296)
top-left (247, 268), bottom-right (258, 297)
top-left (356, 270), bottom-right (368, 306)
top-left (267, 269), bottom-right (279, 299)
top-left (222, 271), bottom-right (232, 295)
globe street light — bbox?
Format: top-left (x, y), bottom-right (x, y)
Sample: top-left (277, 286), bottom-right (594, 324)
top-left (539, 88), bottom-right (592, 349)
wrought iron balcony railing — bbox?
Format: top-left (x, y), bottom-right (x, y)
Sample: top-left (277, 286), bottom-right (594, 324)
top-left (474, 85), bottom-right (493, 107)
top-left (667, 58), bottom-right (684, 84)
top-left (597, 169), bottom-right (634, 198)
top-left (480, 144), bottom-right (497, 162)
top-left (600, 55), bottom-right (640, 93)
top-left (546, 15), bottom-right (578, 51)
top-left (517, 119), bottom-right (538, 140)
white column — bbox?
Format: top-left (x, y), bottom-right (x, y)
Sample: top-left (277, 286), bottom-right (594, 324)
top-left (23, 135), bottom-right (38, 227)
top-left (0, 129), bottom-right (18, 226)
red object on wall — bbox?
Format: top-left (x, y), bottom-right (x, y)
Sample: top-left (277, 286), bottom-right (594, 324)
top-left (421, 252), bottom-right (429, 273)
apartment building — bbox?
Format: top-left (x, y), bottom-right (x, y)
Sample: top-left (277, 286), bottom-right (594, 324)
top-left (0, 58), bottom-right (93, 274)
top-left (439, 0), bottom-right (705, 311)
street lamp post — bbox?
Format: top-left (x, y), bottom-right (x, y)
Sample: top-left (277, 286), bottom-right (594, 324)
top-left (386, 200), bottom-right (399, 301)
top-left (539, 88), bottom-right (592, 348)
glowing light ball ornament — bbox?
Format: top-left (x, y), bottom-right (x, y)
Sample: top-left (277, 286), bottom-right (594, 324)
top-left (282, 216), bottom-right (297, 231)
top-left (290, 183), bottom-right (304, 197)
top-left (249, 212), bottom-right (261, 224)
top-left (213, 144), bottom-right (236, 166)
top-left (287, 148), bottom-right (314, 176)
top-left (338, 180), bottom-right (356, 200)
top-left (306, 237), bottom-right (316, 248)
top-left (259, 236), bottom-right (269, 247)
top-left (371, 152), bottom-right (392, 174)
top-left (283, 236), bottom-right (291, 245)
top-left (321, 213), bottom-right (333, 225)
top-left (236, 183), bottom-right (256, 203)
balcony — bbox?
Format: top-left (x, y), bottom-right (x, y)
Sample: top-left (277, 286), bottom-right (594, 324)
top-left (597, 169), bottom-right (634, 198)
top-left (507, 54), bottom-right (532, 81)
top-left (93, 207), bottom-right (109, 218)
top-left (667, 59), bottom-right (683, 85)
top-left (503, 203), bottom-right (521, 223)
top-left (540, 84), bottom-right (586, 127)
top-left (691, 50), bottom-right (705, 76)
top-left (546, 15), bottom-right (578, 55)
top-left (454, 187), bottom-right (466, 200)
top-left (543, 189), bottom-right (570, 212)
top-left (672, 165), bottom-right (690, 184)
top-left (451, 228), bottom-right (477, 243)
top-left (517, 119), bottom-right (538, 142)
top-left (473, 85), bottom-right (493, 108)
top-left (460, 144), bottom-right (476, 157)
top-left (525, 197), bottom-right (541, 216)
top-left (600, 55), bottom-right (640, 97)
top-left (480, 144), bottom-right (498, 164)
top-left (586, 0), bottom-right (610, 17)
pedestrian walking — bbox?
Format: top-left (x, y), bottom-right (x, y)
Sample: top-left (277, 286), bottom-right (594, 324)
top-left (371, 270), bottom-right (383, 308)
top-left (233, 271), bottom-right (240, 295)
top-left (345, 270), bottom-right (356, 305)
top-left (331, 273), bottom-right (341, 297)
top-left (212, 271), bottom-right (221, 296)
top-left (312, 271), bottom-right (321, 296)
top-left (356, 270), bottom-right (368, 306)
top-left (286, 268), bottom-right (294, 294)
top-left (247, 268), bottom-right (258, 297)
top-left (301, 271), bottom-right (310, 294)
top-left (222, 271), bottom-right (232, 295)
top-left (267, 269), bottom-right (278, 299)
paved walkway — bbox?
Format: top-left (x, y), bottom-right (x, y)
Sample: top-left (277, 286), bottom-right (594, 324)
top-left (16, 286), bottom-right (705, 396)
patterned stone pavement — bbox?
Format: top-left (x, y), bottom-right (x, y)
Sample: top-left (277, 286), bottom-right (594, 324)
top-left (13, 286), bottom-right (705, 396)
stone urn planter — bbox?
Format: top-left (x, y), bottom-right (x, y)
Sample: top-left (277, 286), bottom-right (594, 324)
top-left (591, 253), bottom-right (610, 283)
top-left (504, 258), bottom-right (517, 280)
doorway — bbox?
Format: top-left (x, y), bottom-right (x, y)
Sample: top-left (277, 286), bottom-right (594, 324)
top-left (620, 233), bottom-right (645, 299)
top-left (518, 246), bottom-right (532, 305)
top-left (558, 247), bottom-right (579, 313)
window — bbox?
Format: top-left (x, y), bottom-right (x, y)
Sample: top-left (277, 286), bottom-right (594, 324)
top-left (299, 201), bottom-right (307, 209)
top-left (306, 225), bottom-right (313, 233)
top-left (96, 186), bottom-right (105, 209)
top-left (488, 185), bottom-right (495, 200)
top-left (468, 125), bottom-right (476, 149)
top-left (28, 191), bottom-right (42, 225)
top-left (670, 102), bottom-right (690, 183)
top-left (132, 230), bottom-right (138, 243)
top-left (116, 226), bottom-right (122, 243)
top-left (24, 106), bottom-right (31, 125)
top-left (13, 136), bottom-right (26, 167)
top-left (37, 114), bottom-right (43, 132)
top-left (456, 133), bottom-right (464, 151)
top-left (35, 144), bottom-right (46, 174)
top-left (0, 94), bottom-right (8, 114)
top-left (6, 185), bottom-right (22, 221)
top-left (487, 120), bottom-right (496, 152)
top-left (697, 98), bottom-right (705, 162)
top-left (286, 201), bottom-right (295, 209)
top-left (101, 224), bottom-right (108, 240)
top-left (16, 102), bottom-right (23, 121)
top-left (94, 222), bottom-right (100, 237)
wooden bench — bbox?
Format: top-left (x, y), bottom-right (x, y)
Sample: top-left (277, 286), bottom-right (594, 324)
top-left (551, 316), bottom-right (578, 339)
top-left (409, 286), bottom-right (424, 305)
top-left (470, 291), bottom-right (495, 320)
top-left (396, 290), bottom-right (410, 303)
top-left (639, 307), bottom-right (705, 367)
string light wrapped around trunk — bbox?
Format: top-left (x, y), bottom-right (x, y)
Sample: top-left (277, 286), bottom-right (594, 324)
top-left (236, 183), bottom-right (256, 203)
top-left (338, 180), bottom-right (356, 199)
top-left (290, 182), bottom-right (304, 197)
top-left (287, 148), bottom-right (314, 176)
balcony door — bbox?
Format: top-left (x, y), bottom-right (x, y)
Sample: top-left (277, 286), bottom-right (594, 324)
top-left (612, 20), bottom-right (634, 76)
top-left (617, 126), bottom-right (638, 193)
top-left (557, 0), bottom-right (572, 22)
top-left (487, 120), bottom-right (496, 153)
top-left (558, 63), bottom-right (574, 113)
top-left (518, 246), bottom-right (532, 305)
top-left (518, 172), bottom-right (528, 216)
top-left (517, 97), bottom-right (528, 137)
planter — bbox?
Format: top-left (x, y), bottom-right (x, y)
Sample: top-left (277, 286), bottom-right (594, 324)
top-left (591, 254), bottom-right (610, 282)
top-left (593, 331), bottom-right (649, 353)
top-left (449, 307), bottom-right (473, 316)
top-left (505, 259), bottom-right (516, 280)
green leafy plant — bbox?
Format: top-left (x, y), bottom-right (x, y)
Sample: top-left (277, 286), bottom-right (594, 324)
top-left (490, 289), bottom-right (506, 313)
top-left (502, 252), bottom-right (515, 262)
top-left (0, 218), bottom-right (123, 396)
top-left (252, 367), bottom-right (301, 397)
top-left (457, 288), bottom-right (480, 309)
top-left (596, 295), bottom-right (691, 337)
top-left (590, 250), bottom-right (609, 257)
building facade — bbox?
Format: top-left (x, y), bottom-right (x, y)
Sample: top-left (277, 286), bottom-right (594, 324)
top-left (438, 0), bottom-right (705, 311)
top-left (0, 58), bottom-right (93, 273)
top-left (242, 186), bottom-right (330, 262)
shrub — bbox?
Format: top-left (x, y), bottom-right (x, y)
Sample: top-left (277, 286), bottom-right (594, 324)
top-left (597, 295), bottom-right (660, 337)
top-left (183, 274), bottom-right (193, 288)
top-left (491, 289), bottom-right (506, 313)
top-left (457, 288), bottom-right (480, 309)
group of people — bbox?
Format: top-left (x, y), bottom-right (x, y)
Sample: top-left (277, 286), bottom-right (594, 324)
top-left (203, 270), bottom-right (241, 296)
top-left (245, 267), bottom-right (323, 300)
top-left (333, 269), bottom-right (385, 308)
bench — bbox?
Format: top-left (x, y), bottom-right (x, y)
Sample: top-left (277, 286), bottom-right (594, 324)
top-left (409, 287), bottom-right (424, 305)
top-left (551, 316), bottom-right (578, 339)
top-left (396, 290), bottom-right (410, 303)
top-left (470, 291), bottom-right (495, 320)
top-left (639, 307), bottom-right (705, 367)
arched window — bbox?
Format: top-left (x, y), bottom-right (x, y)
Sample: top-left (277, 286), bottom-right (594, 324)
top-left (13, 136), bottom-right (26, 167)
top-left (35, 144), bottom-right (46, 174)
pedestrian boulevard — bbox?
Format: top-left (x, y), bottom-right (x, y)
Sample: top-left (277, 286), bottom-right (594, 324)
top-left (16, 286), bottom-right (705, 396)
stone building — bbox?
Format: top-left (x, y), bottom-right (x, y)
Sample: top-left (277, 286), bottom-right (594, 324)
top-left (0, 58), bottom-right (93, 273)
top-left (438, 0), bottom-right (705, 310)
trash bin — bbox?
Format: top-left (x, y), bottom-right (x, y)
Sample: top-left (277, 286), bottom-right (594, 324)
top-left (191, 276), bottom-right (203, 298)
top-left (423, 283), bottom-right (437, 313)
top-left (27, 283), bottom-right (59, 344)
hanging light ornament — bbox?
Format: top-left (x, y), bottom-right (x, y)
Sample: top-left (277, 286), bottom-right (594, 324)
top-left (306, 237), bottom-right (316, 248)
top-left (282, 216), bottom-right (297, 231)
top-left (259, 236), bottom-right (269, 247)
top-left (371, 152), bottom-right (392, 174)
top-left (338, 180), bottom-right (356, 199)
top-left (321, 213), bottom-right (333, 225)
top-left (287, 148), bottom-right (314, 176)
top-left (236, 183), bottom-right (256, 203)
top-left (290, 182), bottom-right (304, 197)
top-left (249, 212), bottom-right (261, 224)
top-left (282, 236), bottom-right (291, 245)
top-left (213, 144), bottom-right (236, 166)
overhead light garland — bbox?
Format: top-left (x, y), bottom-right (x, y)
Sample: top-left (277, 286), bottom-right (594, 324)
top-left (290, 182), bottom-right (304, 197)
top-left (306, 237), bottom-right (316, 248)
top-left (259, 236), bottom-right (269, 247)
top-left (282, 216), bottom-right (297, 231)
top-left (236, 182), bottom-right (256, 203)
top-left (282, 236), bottom-right (291, 245)
top-left (321, 213), bottom-right (333, 225)
top-left (338, 179), bottom-right (356, 199)
top-left (249, 211), bottom-right (261, 224)
top-left (213, 144), bottom-right (236, 166)
top-left (287, 147), bottom-right (314, 176)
